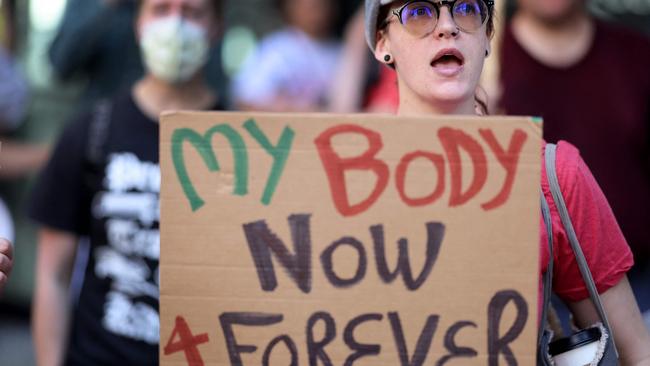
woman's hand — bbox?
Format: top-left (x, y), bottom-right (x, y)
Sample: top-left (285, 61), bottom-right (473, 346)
top-left (0, 238), bottom-right (13, 294)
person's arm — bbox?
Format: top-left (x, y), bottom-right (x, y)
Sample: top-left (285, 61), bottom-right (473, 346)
top-left (568, 276), bottom-right (650, 366)
top-left (550, 142), bottom-right (649, 364)
top-left (327, 6), bottom-right (368, 113)
top-left (32, 228), bottom-right (78, 366)
top-left (0, 141), bottom-right (50, 178)
top-left (0, 238), bottom-right (12, 294)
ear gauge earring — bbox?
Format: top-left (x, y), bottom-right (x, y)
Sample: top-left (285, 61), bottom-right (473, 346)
top-left (485, 50), bottom-right (490, 57)
top-left (384, 54), bottom-right (392, 63)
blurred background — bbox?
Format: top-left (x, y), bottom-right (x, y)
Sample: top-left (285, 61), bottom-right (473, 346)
top-left (0, 0), bottom-right (648, 364)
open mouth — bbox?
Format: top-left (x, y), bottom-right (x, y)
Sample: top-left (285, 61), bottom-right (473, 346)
top-left (431, 48), bottom-right (465, 68)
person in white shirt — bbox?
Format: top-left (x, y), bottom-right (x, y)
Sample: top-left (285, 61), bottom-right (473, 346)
top-left (233, 0), bottom-right (341, 112)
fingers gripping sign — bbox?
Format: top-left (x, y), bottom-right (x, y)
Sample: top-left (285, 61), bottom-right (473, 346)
top-left (0, 238), bottom-right (13, 294)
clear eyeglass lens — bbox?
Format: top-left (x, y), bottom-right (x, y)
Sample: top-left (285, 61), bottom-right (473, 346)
top-left (452, 0), bottom-right (487, 32)
top-left (400, 0), bottom-right (488, 35)
top-left (401, 2), bottom-right (437, 35)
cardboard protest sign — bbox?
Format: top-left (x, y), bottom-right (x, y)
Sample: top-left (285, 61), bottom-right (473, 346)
top-left (159, 112), bottom-right (542, 366)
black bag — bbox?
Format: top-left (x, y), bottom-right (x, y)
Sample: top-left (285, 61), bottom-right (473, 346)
top-left (537, 143), bottom-right (619, 365)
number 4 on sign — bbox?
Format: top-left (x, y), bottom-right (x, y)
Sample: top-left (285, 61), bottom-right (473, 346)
top-left (164, 316), bottom-right (210, 366)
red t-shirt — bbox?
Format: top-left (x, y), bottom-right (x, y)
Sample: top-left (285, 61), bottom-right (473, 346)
top-left (364, 49), bottom-right (634, 306)
top-left (364, 65), bottom-right (399, 112)
top-left (539, 141), bottom-right (633, 310)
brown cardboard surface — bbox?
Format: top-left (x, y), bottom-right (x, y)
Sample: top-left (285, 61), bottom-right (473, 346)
top-left (159, 112), bottom-right (542, 366)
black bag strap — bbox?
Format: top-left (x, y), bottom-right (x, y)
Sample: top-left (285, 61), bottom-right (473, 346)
top-left (86, 99), bottom-right (112, 165)
top-left (543, 143), bottom-right (618, 356)
top-left (539, 191), bottom-right (554, 343)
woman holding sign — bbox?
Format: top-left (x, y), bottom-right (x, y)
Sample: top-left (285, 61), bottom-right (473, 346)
top-left (364, 0), bottom-right (650, 364)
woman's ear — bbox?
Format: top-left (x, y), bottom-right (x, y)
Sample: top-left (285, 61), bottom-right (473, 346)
top-left (373, 30), bottom-right (392, 64)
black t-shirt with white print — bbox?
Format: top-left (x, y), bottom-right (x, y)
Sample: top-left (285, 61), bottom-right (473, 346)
top-left (29, 93), bottom-right (221, 365)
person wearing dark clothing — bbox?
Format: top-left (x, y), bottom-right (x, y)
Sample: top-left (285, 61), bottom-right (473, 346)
top-left (30, 0), bottom-right (223, 364)
top-left (499, 0), bottom-right (650, 268)
top-left (500, 19), bottom-right (650, 265)
top-left (31, 93), bottom-right (165, 364)
top-left (499, 0), bottom-right (650, 331)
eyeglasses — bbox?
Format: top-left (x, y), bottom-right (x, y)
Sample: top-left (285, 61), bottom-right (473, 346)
top-left (385, 0), bottom-right (494, 36)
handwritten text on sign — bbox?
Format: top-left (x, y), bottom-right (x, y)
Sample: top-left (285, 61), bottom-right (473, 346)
top-left (160, 113), bottom-right (541, 366)
top-left (171, 119), bottom-right (528, 215)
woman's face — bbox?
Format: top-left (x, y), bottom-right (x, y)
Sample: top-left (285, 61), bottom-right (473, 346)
top-left (375, 1), bottom-right (491, 114)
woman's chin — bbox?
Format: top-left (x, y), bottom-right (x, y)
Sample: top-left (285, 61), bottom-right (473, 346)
top-left (400, 79), bottom-right (474, 113)
top-left (425, 86), bottom-right (472, 107)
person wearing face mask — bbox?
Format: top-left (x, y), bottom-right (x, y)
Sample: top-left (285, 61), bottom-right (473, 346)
top-left (28, 1), bottom-right (223, 365)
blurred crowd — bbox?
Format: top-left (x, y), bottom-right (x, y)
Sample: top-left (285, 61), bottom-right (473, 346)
top-left (0, 0), bottom-right (648, 364)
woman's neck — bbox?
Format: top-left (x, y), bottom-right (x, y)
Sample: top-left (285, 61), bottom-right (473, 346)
top-left (397, 88), bottom-right (476, 116)
top-left (133, 74), bottom-right (216, 121)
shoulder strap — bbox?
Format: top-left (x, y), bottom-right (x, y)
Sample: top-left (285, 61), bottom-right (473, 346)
top-left (544, 143), bottom-right (618, 355)
top-left (539, 190), bottom-right (554, 343)
top-left (86, 99), bottom-right (112, 165)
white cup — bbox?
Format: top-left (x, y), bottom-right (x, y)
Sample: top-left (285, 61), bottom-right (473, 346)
top-left (552, 340), bottom-right (599, 366)
top-left (550, 327), bottom-right (601, 366)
